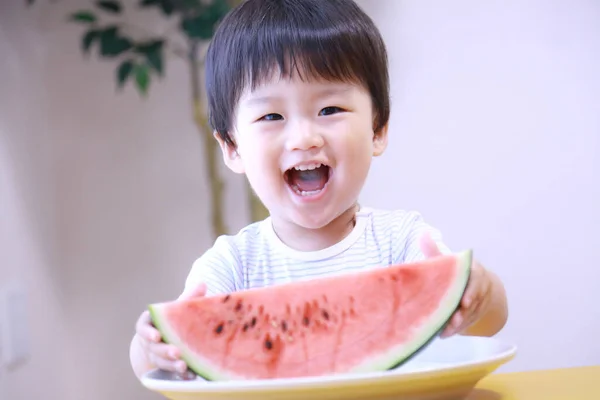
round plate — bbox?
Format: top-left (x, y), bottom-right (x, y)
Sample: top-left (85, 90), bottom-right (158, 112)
top-left (141, 335), bottom-right (517, 400)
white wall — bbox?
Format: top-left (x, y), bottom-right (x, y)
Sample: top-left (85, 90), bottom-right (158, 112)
top-left (358, 0), bottom-right (600, 372)
top-left (0, 0), bottom-right (598, 399)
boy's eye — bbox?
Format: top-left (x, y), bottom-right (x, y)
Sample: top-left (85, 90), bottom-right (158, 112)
top-left (319, 106), bottom-right (343, 116)
top-left (259, 113), bottom-right (283, 121)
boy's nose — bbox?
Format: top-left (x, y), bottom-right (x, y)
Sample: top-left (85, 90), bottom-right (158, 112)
top-left (285, 120), bottom-right (324, 151)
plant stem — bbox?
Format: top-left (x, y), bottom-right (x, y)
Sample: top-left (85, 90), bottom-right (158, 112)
top-left (190, 40), bottom-right (227, 238)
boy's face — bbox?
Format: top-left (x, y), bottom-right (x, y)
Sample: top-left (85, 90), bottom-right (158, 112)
top-left (216, 71), bottom-right (388, 231)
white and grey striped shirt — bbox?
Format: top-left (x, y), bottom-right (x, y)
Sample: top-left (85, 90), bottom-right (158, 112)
top-left (180, 207), bottom-right (451, 297)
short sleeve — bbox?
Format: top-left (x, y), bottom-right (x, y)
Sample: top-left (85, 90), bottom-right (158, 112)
top-left (391, 211), bottom-right (452, 264)
top-left (179, 235), bottom-right (243, 298)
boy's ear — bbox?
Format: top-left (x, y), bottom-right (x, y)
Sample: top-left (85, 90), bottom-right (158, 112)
top-left (214, 131), bottom-right (245, 174)
top-left (372, 122), bottom-right (389, 157)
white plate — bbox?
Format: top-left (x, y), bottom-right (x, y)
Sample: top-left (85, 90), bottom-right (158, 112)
top-left (141, 335), bottom-right (517, 400)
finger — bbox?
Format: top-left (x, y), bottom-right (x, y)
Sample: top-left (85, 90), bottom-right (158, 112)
top-left (419, 231), bottom-right (443, 259)
top-left (179, 282), bottom-right (208, 300)
top-left (440, 311), bottom-right (463, 338)
top-left (136, 311), bottom-right (161, 342)
top-left (149, 353), bottom-right (187, 373)
top-left (461, 265), bottom-right (484, 308)
top-left (456, 303), bottom-right (482, 334)
top-left (148, 342), bottom-right (181, 361)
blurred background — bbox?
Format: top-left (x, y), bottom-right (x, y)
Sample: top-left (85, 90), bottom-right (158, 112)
top-left (1, 0), bottom-right (598, 399)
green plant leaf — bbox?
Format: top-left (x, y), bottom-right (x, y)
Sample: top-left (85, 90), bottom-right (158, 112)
top-left (134, 64), bottom-right (150, 96)
top-left (139, 0), bottom-right (174, 16)
top-left (180, 0), bottom-right (231, 40)
top-left (82, 29), bottom-right (100, 53)
top-left (99, 26), bottom-right (133, 57)
top-left (69, 11), bottom-right (97, 23)
top-left (134, 40), bottom-right (164, 75)
top-left (96, 0), bottom-right (122, 14)
top-left (117, 59), bottom-right (135, 88)
top-left (180, 15), bottom-right (214, 40)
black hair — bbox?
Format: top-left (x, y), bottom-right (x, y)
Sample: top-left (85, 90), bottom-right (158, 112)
top-left (205, 0), bottom-right (390, 148)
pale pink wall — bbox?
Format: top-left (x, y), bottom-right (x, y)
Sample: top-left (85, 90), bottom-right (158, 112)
top-left (0, 0), bottom-right (248, 399)
top-left (358, 0), bottom-right (600, 372)
top-left (1, 0), bottom-right (598, 399)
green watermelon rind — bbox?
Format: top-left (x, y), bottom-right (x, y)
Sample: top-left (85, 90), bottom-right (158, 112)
top-left (148, 303), bottom-right (229, 381)
top-left (348, 249), bottom-right (472, 373)
top-left (148, 249), bottom-right (472, 381)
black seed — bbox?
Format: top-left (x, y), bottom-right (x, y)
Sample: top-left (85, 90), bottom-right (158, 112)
top-left (243, 323), bottom-right (249, 332)
top-left (235, 300), bottom-right (243, 312)
top-left (215, 323), bottom-right (224, 334)
top-left (265, 338), bottom-right (273, 350)
top-left (281, 321), bottom-right (287, 332)
top-left (251, 317), bottom-right (257, 327)
top-left (322, 310), bottom-right (329, 320)
top-left (303, 317), bottom-right (310, 326)
top-left (223, 295), bottom-right (230, 303)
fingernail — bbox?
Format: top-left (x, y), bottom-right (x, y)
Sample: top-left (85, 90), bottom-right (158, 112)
top-left (170, 349), bottom-right (179, 359)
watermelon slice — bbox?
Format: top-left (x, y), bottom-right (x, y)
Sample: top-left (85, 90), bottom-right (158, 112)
top-left (148, 250), bottom-right (472, 381)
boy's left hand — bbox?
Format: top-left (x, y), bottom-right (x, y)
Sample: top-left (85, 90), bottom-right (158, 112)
top-left (420, 233), bottom-right (493, 338)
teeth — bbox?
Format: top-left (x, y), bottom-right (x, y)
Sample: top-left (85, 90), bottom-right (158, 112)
top-left (293, 163), bottom-right (323, 171)
top-left (290, 184), bottom-right (325, 197)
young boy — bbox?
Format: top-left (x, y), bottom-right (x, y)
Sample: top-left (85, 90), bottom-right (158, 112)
top-left (130, 0), bottom-right (508, 380)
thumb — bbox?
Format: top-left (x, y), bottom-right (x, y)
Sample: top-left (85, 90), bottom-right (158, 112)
top-left (419, 231), bottom-right (443, 259)
top-left (180, 282), bottom-right (207, 300)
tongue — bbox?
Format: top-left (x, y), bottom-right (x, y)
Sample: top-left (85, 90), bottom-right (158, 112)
top-left (288, 166), bottom-right (328, 192)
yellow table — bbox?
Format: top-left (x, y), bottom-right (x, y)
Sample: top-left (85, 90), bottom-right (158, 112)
top-left (467, 366), bottom-right (599, 399)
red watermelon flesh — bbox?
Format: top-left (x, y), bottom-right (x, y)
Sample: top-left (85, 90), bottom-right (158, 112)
top-left (149, 250), bottom-right (472, 381)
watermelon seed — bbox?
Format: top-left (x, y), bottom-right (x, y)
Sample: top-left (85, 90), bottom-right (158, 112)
top-left (223, 295), bottom-right (230, 303)
top-left (251, 317), bottom-right (257, 327)
top-left (322, 310), bottom-right (330, 320)
top-left (281, 321), bottom-right (288, 332)
top-left (265, 337), bottom-right (273, 350)
top-left (235, 300), bottom-right (243, 312)
top-left (303, 317), bottom-right (310, 326)
top-left (258, 305), bottom-right (264, 314)
top-left (215, 323), bottom-right (224, 334)
top-left (242, 323), bottom-right (249, 332)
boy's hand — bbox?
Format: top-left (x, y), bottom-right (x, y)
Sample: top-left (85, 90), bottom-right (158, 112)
top-left (135, 283), bottom-right (207, 379)
top-left (419, 233), bottom-right (493, 338)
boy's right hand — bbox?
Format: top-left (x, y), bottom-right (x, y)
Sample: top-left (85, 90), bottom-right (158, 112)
top-left (135, 283), bottom-right (207, 379)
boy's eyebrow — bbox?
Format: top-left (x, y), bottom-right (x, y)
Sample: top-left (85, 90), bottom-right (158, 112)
top-left (243, 86), bottom-right (353, 106)
top-left (243, 96), bottom-right (279, 107)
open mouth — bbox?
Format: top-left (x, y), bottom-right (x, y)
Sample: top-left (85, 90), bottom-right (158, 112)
top-left (284, 163), bottom-right (332, 197)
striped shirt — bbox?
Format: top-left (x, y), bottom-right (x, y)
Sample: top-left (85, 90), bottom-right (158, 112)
top-left (180, 207), bottom-right (451, 297)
